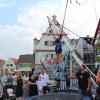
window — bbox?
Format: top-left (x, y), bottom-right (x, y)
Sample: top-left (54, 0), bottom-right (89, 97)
top-left (10, 64), bottom-right (13, 66)
top-left (48, 41), bottom-right (51, 46)
top-left (84, 54), bottom-right (94, 63)
top-left (83, 40), bottom-right (88, 49)
top-left (51, 54), bottom-right (54, 58)
top-left (62, 41), bottom-right (65, 45)
top-left (96, 48), bottom-right (100, 55)
top-left (11, 69), bottom-right (14, 71)
top-left (45, 41), bottom-right (55, 46)
top-left (53, 41), bottom-right (55, 45)
top-left (6, 64), bottom-right (9, 66)
top-left (49, 29), bottom-right (52, 33)
top-left (45, 41), bottom-right (48, 45)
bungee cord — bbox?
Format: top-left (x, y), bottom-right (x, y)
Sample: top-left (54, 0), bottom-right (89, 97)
top-left (61, 0), bottom-right (69, 34)
top-left (93, 0), bottom-right (98, 23)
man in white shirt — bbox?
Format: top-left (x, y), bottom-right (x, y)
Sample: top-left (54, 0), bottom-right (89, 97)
top-left (36, 76), bottom-right (44, 95)
top-left (39, 69), bottom-right (49, 94)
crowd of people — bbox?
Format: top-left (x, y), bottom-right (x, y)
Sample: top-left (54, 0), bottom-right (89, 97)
top-left (0, 68), bottom-right (50, 100)
top-left (0, 65), bottom-right (100, 100)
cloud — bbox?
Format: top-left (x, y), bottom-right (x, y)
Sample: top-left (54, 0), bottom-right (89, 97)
top-left (17, 0), bottom-right (100, 38)
top-left (0, 24), bottom-right (33, 59)
top-left (0, 0), bottom-right (16, 9)
top-left (0, 0), bottom-right (100, 59)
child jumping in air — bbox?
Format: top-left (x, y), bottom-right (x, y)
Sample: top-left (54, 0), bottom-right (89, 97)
top-left (53, 34), bottom-right (63, 65)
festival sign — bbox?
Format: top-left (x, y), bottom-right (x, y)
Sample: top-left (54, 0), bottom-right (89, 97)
top-left (19, 63), bottom-right (32, 71)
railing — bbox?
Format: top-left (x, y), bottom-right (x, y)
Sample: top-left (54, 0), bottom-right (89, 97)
top-left (83, 48), bottom-right (92, 53)
top-left (84, 62), bottom-right (95, 66)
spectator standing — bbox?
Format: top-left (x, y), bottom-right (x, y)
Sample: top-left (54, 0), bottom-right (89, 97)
top-left (12, 73), bottom-right (17, 93)
top-left (2, 69), bottom-right (9, 99)
top-left (39, 69), bottom-right (49, 94)
top-left (23, 73), bottom-right (29, 98)
top-left (16, 73), bottom-right (23, 100)
top-left (76, 65), bottom-right (92, 99)
top-left (36, 76), bottom-right (44, 95)
top-left (64, 70), bottom-right (70, 90)
top-left (28, 72), bottom-right (38, 97)
top-left (0, 74), bottom-right (3, 100)
top-left (8, 73), bottom-right (13, 89)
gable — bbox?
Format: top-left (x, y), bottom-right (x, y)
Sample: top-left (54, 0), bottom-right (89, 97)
top-left (92, 19), bottom-right (100, 45)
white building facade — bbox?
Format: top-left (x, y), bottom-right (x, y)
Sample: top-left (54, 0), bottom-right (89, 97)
top-left (34, 15), bottom-right (67, 70)
top-left (3, 58), bottom-right (16, 73)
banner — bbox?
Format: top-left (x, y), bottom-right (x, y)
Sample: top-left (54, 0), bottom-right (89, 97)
top-left (19, 63), bottom-right (32, 71)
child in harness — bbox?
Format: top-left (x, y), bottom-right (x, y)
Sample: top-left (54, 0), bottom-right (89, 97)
top-left (54, 34), bottom-right (63, 65)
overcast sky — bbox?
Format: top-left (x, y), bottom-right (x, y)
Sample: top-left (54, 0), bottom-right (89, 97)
top-left (0, 0), bottom-right (100, 59)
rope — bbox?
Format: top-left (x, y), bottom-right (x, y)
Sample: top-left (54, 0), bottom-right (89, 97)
top-left (48, 0), bottom-right (99, 40)
top-left (61, 24), bottom-right (100, 40)
top-left (61, 0), bottom-right (69, 34)
top-left (76, 0), bottom-right (80, 5)
top-left (93, 0), bottom-right (98, 23)
top-left (40, 60), bottom-right (48, 73)
top-left (61, 0), bottom-right (80, 35)
top-left (60, 24), bottom-right (81, 38)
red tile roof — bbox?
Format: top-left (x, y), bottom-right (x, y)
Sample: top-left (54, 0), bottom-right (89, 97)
top-left (92, 19), bottom-right (100, 45)
top-left (18, 54), bottom-right (34, 64)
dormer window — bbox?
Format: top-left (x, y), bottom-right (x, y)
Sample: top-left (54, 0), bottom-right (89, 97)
top-left (49, 30), bottom-right (52, 33)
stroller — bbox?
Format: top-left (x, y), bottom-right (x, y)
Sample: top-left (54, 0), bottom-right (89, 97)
top-left (7, 88), bottom-right (16, 100)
